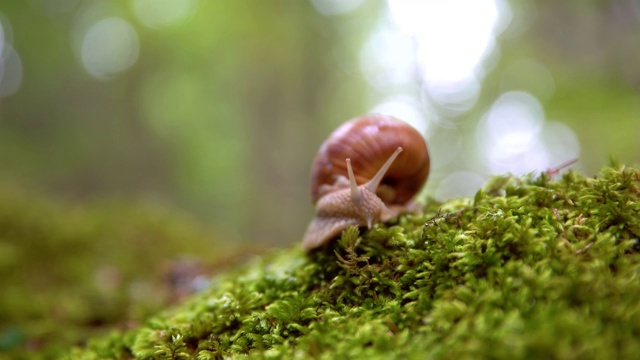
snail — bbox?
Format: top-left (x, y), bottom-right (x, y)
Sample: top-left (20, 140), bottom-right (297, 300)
top-left (302, 114), bottom-right (430, 251)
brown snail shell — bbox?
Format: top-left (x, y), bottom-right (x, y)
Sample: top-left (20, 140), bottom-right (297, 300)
top-left (303, 114), bottom-right (430, 251)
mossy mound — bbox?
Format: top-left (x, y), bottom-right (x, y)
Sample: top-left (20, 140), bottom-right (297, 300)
top-left (5, 166), bottom-right (640, 359)
top-left (57, 164), bottom-right (640, 359)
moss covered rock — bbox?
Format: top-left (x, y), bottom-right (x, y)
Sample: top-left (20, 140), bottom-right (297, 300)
top-left (3, 165), bottom-right (639, 359)
top-left (56, 164), bottom-right (640, 359)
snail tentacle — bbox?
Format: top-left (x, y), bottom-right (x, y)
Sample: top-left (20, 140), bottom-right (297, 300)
top-left (346, 158), bottom-right (362, 204)
top-left (365, 147), bottom-right (403, 193)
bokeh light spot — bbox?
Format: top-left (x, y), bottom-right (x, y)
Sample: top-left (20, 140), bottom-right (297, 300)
top-left (359, 26), bottom-right (416, 90)
top-left (0, 13), bottom-right (22, 98)
top-left (0, 16), bottom-right (22, 98)
top-left (542, 121), bottom-right (581, 167)
top-left (426, 126), bottom-right (464, 171)
top-left (0, 44), bottom-right (23, 98)
top-left (370, 96), bottom-right (430, 135)
top-left (132, 0), bottom-right (196, 29)
top-left (0, 11), bottom-right (13, 47)
top-left (0, 18), bottom-right (4, 51)
top-left (422, 75), bottom-right (482, 117)
top-left (483, 91), bottom-right (544, 143)
top-left (479, 91), bottom-right (546, 174)
top-left (80, 17), bottom-right (139, 79)
top-left (434, 171), bottom-right (486, 202)
top-left (478, 91), bottom-right (580, 175)
top-left (387, 0), bottom-right (510, 114)
top-left (310, 0), bottom-right (366, 16)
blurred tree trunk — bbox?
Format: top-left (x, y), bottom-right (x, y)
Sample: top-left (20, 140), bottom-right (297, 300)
top-left (239, 1), bottom-right (366, 245)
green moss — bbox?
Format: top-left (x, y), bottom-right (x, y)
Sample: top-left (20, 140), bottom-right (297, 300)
top-left (53, 164), bottom-right (640, 359)
top-left (3, 165), bottom-right (640, 359)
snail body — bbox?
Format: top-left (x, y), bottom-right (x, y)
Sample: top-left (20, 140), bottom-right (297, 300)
top-left (303, 114), bottom-right (430, 251)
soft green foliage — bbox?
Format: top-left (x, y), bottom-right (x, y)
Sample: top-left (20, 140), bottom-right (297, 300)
top-left (61, 165), bottom-right (640, 359)
top-left (0, 185), bottom-right (243, 359)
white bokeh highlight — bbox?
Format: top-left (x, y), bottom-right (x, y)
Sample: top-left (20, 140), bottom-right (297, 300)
top-left (359, 26), bottom-right (417, 90)
top-left (80, 17), bottom-right (139, 79)
top-left (541, 121), bottom-right (581, 167)
top-left (387, 0), bottom-right (511, 114)
top-left (434, 171), bottom-right (487, 202)
top-left (0, 44), bottom-right (23, 98)
top-left (370, 96), bottom-right (430, 135)
top-left (310, 0), bottom-right (366, 16)
top-left (0, 16), bottom-right (22, 98)
top-left (0, 17), bottom-right (4, 49)
top-left (132, 0), bottom-right (196, 29)
top-left (478, 91), bottom-right (580, 175)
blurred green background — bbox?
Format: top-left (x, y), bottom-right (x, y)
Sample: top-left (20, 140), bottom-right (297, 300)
top-left (0, 0), bottom-right (639, 356)
top-left (0, 0), bottom-right (639, 247)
